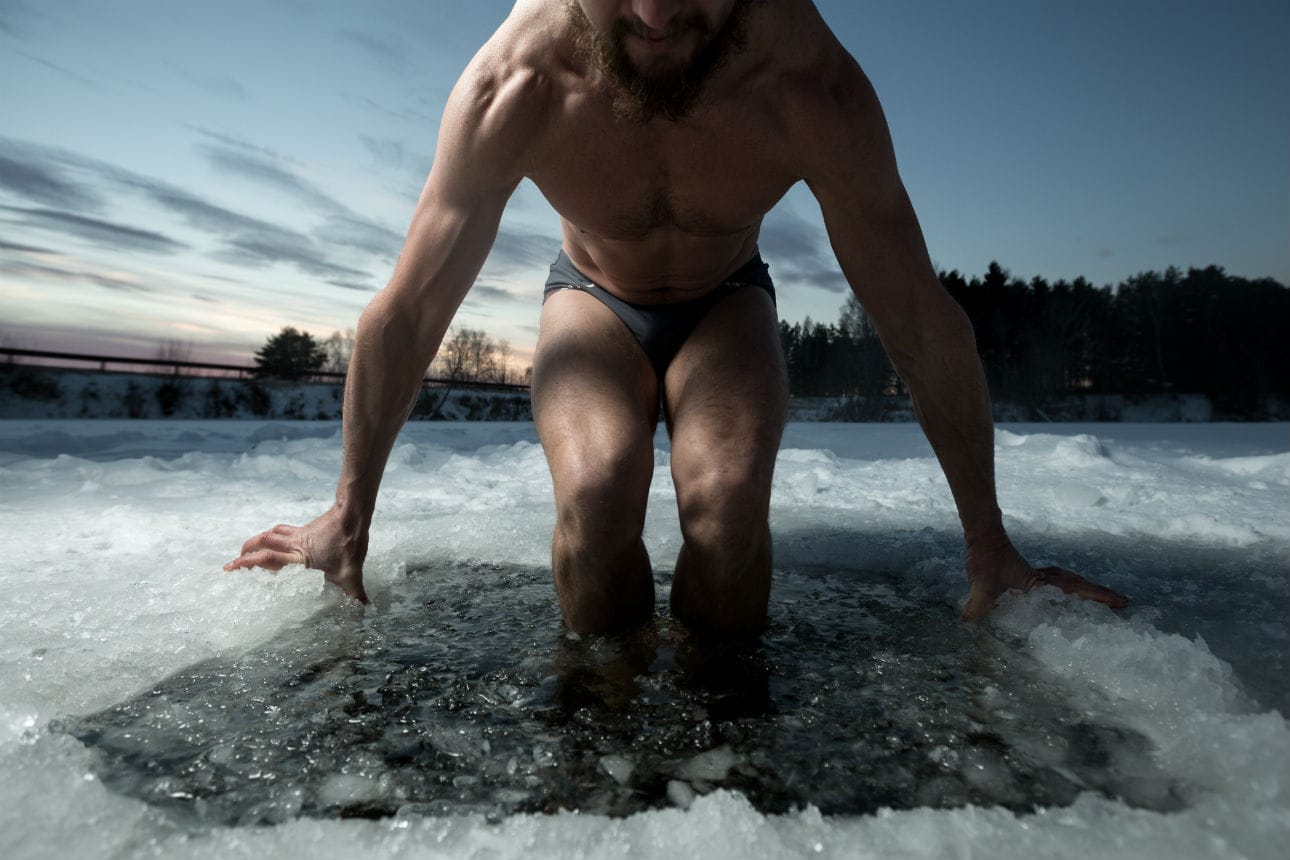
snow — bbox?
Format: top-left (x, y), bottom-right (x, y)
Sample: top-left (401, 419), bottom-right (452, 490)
top-left (0, 369), bottom-right (531, 421)
top-left (1, 419), bottom-right (1287, 859)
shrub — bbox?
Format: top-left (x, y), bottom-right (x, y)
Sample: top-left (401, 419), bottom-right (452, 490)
top-left (156, 379), bottom-right (187, 416)
top-left (239, 381), bottom-right (272, 417)
top-left (6, 368), bottom-right (63, 402)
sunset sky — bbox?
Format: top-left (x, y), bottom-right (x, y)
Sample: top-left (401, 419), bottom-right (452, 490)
top-left (2, 0), bottom-right (1287, 368)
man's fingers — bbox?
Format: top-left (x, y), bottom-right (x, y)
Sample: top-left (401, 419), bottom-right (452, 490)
top-left (1032, 566), bottom-right (1129, 609)
top-left (223, 548), bottom-right (305, 571)
top-left (239, 524), bottom-right (301, 556)
top-left (963, 565), bottom-right (1129, 621)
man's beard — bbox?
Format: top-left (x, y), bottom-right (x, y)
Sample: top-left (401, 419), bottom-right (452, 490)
top-left (568, 0), bottom-right (754, 123)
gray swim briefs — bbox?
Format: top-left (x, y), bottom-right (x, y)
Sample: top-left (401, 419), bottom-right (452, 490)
top-left (542, 250), bottom-right (776, 378)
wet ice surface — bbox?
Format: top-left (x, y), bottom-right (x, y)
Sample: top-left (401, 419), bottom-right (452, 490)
top-left (63, 558), bottom-right (1192, 828)
top-left (2, 420), bottom-right (1289, 859)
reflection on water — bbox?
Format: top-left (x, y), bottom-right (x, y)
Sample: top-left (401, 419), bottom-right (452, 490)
top-left (62, 561), bottom-right (1185, 827)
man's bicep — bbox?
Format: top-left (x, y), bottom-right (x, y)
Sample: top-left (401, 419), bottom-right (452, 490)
top-left (799, 63), bottom-right (943, 343)
top-left (385, 58), bottom-right (531, 313)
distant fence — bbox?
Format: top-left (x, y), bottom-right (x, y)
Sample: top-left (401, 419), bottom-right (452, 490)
top-left (0, 347), bottom-right (530, 393)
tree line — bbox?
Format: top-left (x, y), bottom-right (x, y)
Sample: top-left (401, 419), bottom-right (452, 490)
top-left (252, 326), bottom-right (524, 387)
top-left (245, 261), bottom-right (1287, 417)
top-left (780, 263), bottom-right (1289, 417)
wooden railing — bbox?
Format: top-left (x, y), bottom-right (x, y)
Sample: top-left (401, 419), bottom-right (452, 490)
top-left (0, 348), bottom-right (530, 392)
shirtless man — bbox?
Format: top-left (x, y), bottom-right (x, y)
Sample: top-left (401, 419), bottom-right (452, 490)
top-left (225, 0), bottom-right (1127, 635)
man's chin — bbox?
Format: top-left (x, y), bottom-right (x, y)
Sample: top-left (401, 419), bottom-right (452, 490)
top-left (624, 40), bottom-right (699, 79)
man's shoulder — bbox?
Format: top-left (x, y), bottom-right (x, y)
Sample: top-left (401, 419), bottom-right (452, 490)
top-left (461, 2), bottom-right (572, 114)
top-left (750, 3), bottom-right (886, 172)
top-left (757, 2), bottom-right (870, 114)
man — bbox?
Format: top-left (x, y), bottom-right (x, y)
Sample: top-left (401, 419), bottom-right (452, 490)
top-left (226, 0), bottom-right (1127, 635)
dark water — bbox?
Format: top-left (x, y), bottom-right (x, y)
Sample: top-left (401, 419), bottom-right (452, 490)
top-left (62, 554), bottom-right (1194, 828)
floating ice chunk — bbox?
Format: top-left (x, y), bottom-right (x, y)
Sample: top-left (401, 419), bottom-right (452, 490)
top-left (666, 779), bottom-right (695, 809)
top-left (316, 772), bottom-right (383, 806)
top-left (426, 727), bottom-right (482, 761)
top-left (1049, 480), bottom-right (1108, 508)
top-left (599, 754), bottom-right (634, 785)
top-left (959, 746), bottom-right (1023, 805)
top-left (676, 745), bottom-right (738, 782)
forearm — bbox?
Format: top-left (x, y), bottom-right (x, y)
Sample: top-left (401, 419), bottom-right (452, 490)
top-left (333, 292), bottom-right (445, 530)
top-left (891, 305), bottom-right (1006, 548)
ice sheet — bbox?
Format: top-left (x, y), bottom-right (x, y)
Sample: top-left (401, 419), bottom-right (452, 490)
top-left (1, 420), bottom-right (1287, 859)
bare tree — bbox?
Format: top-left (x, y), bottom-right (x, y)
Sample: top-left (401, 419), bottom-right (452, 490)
top-left (434, 328), bottom-right (504, 383)
top-left (323, 328), bottom-right (356, 375)
top-left (422, 327), bottom-right (510, 417)
top-left (0, 330), bottom-right (18, 367)
top-left (154, 339), bottom-right (193, 375)
top-left (496, 339), bottom-right (512, 385)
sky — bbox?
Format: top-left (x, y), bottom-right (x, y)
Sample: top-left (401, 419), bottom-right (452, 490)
top-left (1, 0), bottom-right (1287, 368)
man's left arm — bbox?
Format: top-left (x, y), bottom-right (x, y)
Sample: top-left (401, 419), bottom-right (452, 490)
top-left (796, 53), bottom-right (1127, 619)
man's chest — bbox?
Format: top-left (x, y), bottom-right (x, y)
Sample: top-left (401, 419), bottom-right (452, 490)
top-left (526, 104), bottom-right (800, 241)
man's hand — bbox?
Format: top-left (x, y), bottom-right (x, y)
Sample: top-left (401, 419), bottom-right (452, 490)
top-left (223, 505), bottom-right (369, 603)
top-left (961, 538), bottom-right (1128, 621)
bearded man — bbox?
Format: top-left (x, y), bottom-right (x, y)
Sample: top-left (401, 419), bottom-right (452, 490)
top-left (226, 0), bottom-right (1127, 634)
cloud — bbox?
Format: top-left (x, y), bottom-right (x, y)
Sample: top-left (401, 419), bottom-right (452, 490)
top-left (359, 135), bottom-right (406, 169)
top-left (326, 279), bottom-right (375, 293)
top-left (0, 0), bottom-right (52, 39)
top-left (176, 69), bottom-right (249, 102)
top-left (336, 29), bottom-right (410, 72)
top-left (113, 169), bottom-right (375, 280)
top-left (201, 142), bottom-right (406, 259)
top-left (9, 47), bottom-right (108, 91)
top-left (0, 147), bottom-right (103, 211)
top-left (344, 91), bottom-right (437, 125)
top-left (202, 145), bottom-right (345, 213)
top-left (758, 209), bottom-right (848, 293)
top-left (487, 229), bottom-right (560, 272)
top-left (469, 283), bottom-right (524, 303)
top-left (0, 135), bottom-right (391, 283)
top-left (0, 1), bottom-right (30, 36)
top-left (315, 214), bottom-right (403, 259)
top-left (128, 178), bottom-right (282, 235)
top-left (0, 204), bottom-right (187, 254)
top-left (219, 234), bottom-right (368, 280)
top-left (0, 237), bottom-right (54, 253)
top-left (187, 126), bottom-right (288, 161)
top-left (359, 134), bottom-right (431, 175)
top-left (759, 209), bottom-right (821, 260)
top-left (0, 258), bottom-right (155, 292)
top-left (132, 180), bottom-right (376, 280)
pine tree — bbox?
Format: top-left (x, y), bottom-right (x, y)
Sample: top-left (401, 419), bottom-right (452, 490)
top-left (253, 327), bottom-right (326, 380)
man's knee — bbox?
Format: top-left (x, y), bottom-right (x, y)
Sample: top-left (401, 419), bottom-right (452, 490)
top-left (553, 446), bottom-right (653, 540)
top-left (674, 459), bottom-right (772, 551)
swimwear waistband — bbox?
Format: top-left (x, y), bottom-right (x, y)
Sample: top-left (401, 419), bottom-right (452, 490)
top-left (544, 250), bottom-right (774, 304)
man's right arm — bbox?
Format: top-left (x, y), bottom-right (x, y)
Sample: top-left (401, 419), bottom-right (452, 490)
top-left (224, 50), bottom-right (540, 600)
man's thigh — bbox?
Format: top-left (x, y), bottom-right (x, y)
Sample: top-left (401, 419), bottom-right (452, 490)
top-left (664, 287), bottom-right (787, 502)
top-left (532, 289), bottom-right (660, 495)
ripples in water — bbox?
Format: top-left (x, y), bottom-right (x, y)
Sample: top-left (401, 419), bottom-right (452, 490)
top-left (63, 559), bottom-right (1186, 827)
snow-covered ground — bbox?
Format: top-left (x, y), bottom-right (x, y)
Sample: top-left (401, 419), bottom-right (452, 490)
top-left (0, 368), bottom-right (533, 421)
top-left (1, 420), bottom-right (1287, 859)
top-left (7, 367), bottom-right (1276, 423)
